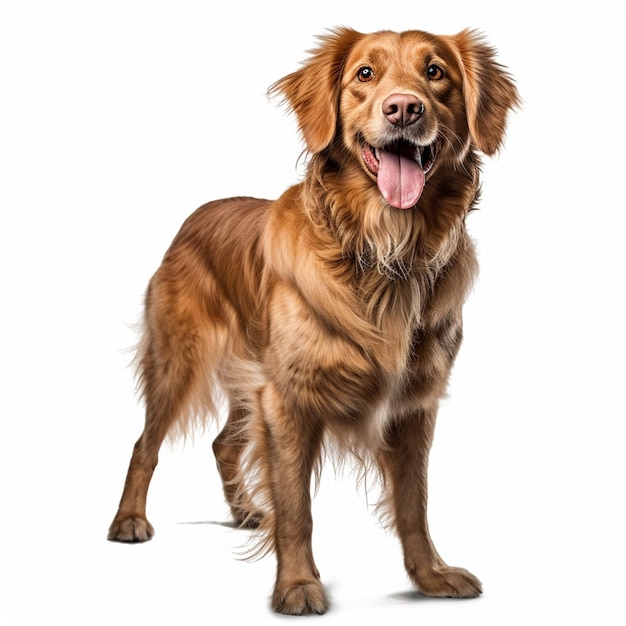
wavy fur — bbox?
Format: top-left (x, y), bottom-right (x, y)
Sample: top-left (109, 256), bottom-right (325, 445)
top-left (109, 27), bottom-right (519, 615)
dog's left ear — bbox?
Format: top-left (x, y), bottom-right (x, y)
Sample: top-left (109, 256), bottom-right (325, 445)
top-left (269, 27), bottom-right (364, 154)
top-left (449, 29), bottom-right (521, 155)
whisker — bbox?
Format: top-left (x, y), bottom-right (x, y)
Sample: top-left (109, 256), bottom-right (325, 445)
top-left (438, 124), bottom-right (475, 177)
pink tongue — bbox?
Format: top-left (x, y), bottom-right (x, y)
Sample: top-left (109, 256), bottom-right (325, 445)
top-left (377, 149), bottom-right (425, 209)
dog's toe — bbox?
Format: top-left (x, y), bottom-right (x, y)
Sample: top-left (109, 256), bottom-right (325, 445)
top-left (272, 581), bottom-right (329, 615)
top-left (414, 565), bottom-right (482, 599)
top-left (108, 516), bottom-right (154, 543)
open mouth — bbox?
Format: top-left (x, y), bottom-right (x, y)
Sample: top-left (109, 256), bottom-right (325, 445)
top-left (361, 138), bottom-right (439, 209)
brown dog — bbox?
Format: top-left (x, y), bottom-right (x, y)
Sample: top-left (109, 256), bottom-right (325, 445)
top-left (108, 27), bottom-right (519, 615)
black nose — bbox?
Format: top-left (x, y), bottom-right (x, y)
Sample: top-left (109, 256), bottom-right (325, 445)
top-left (382, 94), bottom-right (424, 127)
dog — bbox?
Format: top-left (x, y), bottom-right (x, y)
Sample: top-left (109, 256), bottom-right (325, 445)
top-left (108, 27), bottom-right (519, 615)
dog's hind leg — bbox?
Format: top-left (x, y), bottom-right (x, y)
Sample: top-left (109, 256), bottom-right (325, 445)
top-left (213, 403), bottom-right (265, 528)
top-left (108, 279), bottom-right (212, 543)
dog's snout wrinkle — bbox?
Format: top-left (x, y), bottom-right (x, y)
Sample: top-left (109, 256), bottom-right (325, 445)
top-left (382, 93), bottom-right (424, 128)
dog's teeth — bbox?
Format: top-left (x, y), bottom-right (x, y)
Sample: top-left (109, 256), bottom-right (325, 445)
top-left (415, 147), bottom-right (423, 167)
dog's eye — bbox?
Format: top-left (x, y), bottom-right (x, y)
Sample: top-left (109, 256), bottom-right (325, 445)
top-left (427, 64), bottom-right (445, 81)
top-left (357, 66), bottom-right (374, 82)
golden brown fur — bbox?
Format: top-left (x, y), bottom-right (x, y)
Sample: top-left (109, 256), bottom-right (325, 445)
top-left (108, 27), bottom-right (519, 615)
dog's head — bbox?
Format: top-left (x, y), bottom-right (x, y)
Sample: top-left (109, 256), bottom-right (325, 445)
top-left (270, 28), bottom-right (520, 210)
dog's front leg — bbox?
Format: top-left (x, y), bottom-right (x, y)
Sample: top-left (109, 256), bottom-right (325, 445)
top-left (380, 409), bottom-right (482, 598)
top-left (260, 384), bottom-right (328, 615)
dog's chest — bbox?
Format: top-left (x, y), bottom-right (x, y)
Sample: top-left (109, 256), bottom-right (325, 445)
top-left (265, 279), bottom-right (424, 425)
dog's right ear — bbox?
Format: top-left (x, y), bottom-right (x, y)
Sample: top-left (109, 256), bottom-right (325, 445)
top-left (269, 27), bottom-right (364, 154)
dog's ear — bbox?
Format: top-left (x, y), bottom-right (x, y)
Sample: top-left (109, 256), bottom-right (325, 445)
top-left (449, 29), bottom-right (521, 155)
top-left (269, 27), bottom-right (364, 154)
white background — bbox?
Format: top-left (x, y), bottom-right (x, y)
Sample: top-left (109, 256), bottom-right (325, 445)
top-left (1, 1), bottom-right (624, 624)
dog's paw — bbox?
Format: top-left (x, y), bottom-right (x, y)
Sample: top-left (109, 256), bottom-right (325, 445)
top-left (272, 580), bottom-right (329, 615)
top-left (415, 565), bottom-right (482, 598)
top-left (107, 516), bottom-right (154, 543)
